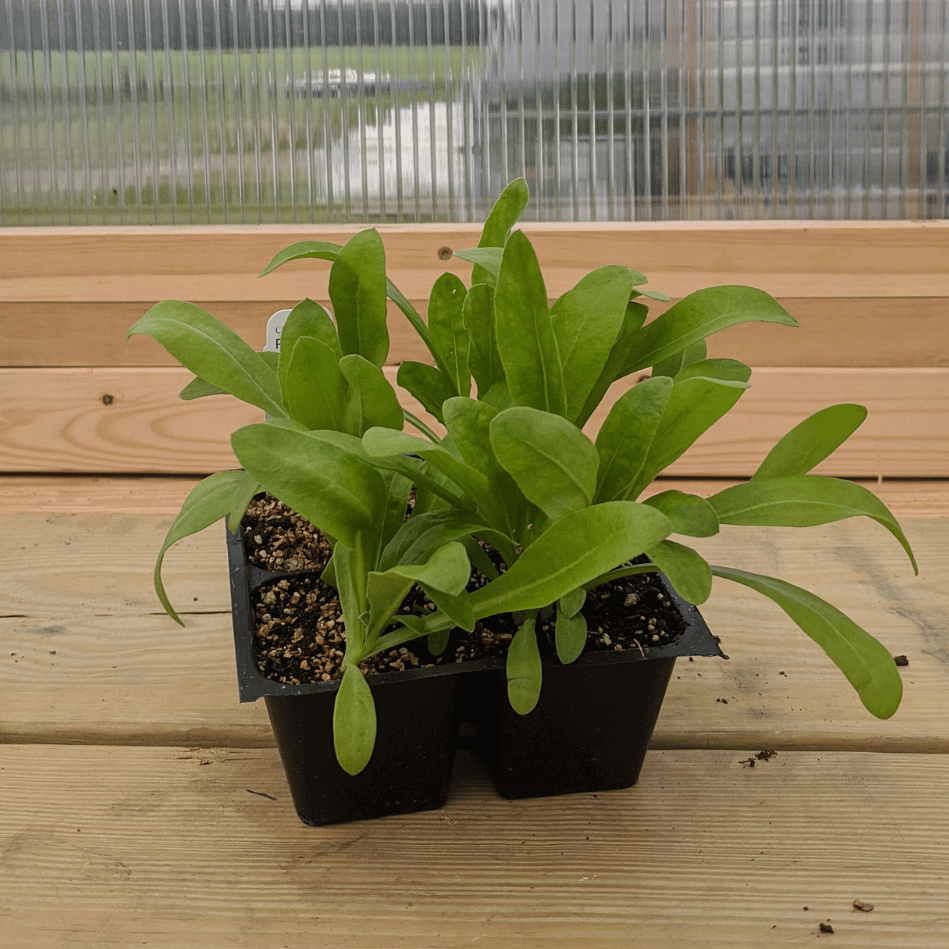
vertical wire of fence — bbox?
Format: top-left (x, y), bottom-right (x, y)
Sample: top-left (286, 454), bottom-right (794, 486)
top-left (1, 0), bottom-right (946, 224)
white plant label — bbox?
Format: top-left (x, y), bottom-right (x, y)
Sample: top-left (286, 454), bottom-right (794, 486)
top-left (265, 309), bottom-right (293, 353)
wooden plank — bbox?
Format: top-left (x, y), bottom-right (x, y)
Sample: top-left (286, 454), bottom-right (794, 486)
top-left (1, 366), bottom-right (946, 477)
top-left (2, 744), bottom-right (948, 948)
top-left (3, 221), bottom-right (946, 294)
top-left (6, 295), bottom-right (948, 369)
top-left (1, 475), bottom-right (947, 517)
top-left (1, 514), bottom-right (945, 750)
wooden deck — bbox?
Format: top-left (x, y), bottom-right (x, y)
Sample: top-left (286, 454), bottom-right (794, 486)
top-left (1, 477), bottom-right (947, 947)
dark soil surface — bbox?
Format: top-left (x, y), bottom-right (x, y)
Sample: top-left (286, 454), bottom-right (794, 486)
top-left (245, 496), bottom-right (687, 687)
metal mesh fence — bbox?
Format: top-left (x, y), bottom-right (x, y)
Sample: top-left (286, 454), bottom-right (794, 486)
top-left (1, 0), bottom-right (946, 224)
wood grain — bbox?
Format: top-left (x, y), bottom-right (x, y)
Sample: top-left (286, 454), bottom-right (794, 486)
top-left (1, 366), bottom-right (946, 477)
top-left (7, 295), bottom-right (948, 369)
top-left (1, 475), bottom-right (947, 516)
top-left (1, 744), bottom-right (948, 948)
top-left (1, 513), bottom-right (945, 751)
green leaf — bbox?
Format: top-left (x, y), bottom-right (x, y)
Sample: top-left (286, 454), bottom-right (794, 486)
top-left (651, 340), bottom-right (708, 378)
top-left (178, 376), bottom-right (228, 400)
top-left (646, 540), bottom-right (712, 604)
top-left (277, 297), bottom-right (341, 361)
top-left (231, 422), bottom-right (383, 550)
top-left (340, 354), bottom-right (404, 436)
top-left (507, 615), bottom-right (543, 715)
top-left (258, 239), bottom-right (342, 276)
top-left (427, 272), bottom-right (471, 397)
top-left (626, 359), bottom-right (751, 498)
top-left (618, 285), bottom-right (799, 377)
top-left (559, 587), bottom-right (586, 617)
top-left (467, 501), bottom-right (672, 620)
top-left (642, 490), bottom-right (720, 537)
top-left (494, 230), bottom-right (567, 415)
top-left (490, 407), bottom-right (599, 522)
top-left (396, 361), bottom-right (457, 424)
top-left (333, 664), bottom-right (378, 775)
top-left (594, 375), bottom-right (673, 502)
top-left (555, 609), bottom-right (588, 665)
top-left (258, 238), bottom-right (442, 373)
top-left (752, 404), bottom-right (869, 481)
top-left (154, 470), bottom-right (257, 624)
top-left (329, 229), bottom-right (389, 367)
top-left (453, 247), bottom-right (503, 284)
top-left (472, 176), bottom-right (529, 285)
top-left (443, 397), bottom-right (524, 534)
top-left (279, 336), bottom-right (346, 431)
top-left (708, 475), bottom-right (919, 574)
top-left (463, 283), bottom-right (504, 397)
top-left (128, 300), bottom-right (285, 417)
top-left (368, 543), bottom-right (474, 639)
top-left (574, 301), bottom-right (650, 429)
top-left (550, 265), bottom-right (635, 423)
top-left (385, 541), bottom-right (472, 597)
top-left (363, 427), bottom-right (495, 515)
top-left (711, 565), bottom-right (903, 719)
top-left (380, 509), bottom-right (486, 572)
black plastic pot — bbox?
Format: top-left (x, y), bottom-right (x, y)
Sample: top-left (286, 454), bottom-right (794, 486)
top-left (474, 579), bottom-right (724, 800)
top-left (226, 522), bottom-right (465, 826)
top-left (227, 510), bottom-right (724, 819)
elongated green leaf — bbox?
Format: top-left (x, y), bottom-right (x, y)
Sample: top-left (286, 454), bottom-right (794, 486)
top-left (259, 238), bottom-right (442, 372)
top-left (367, 543), bottom-right (474, 639)
top-left (467, 501), bottom-right (672, 620)
top-left (154, 470), bottom-right (257, 624)
top-left (594, 375), bottom-right (673, 502)
top-left (559, 587), bottom-right (586, 617)
top-left (708, 475), bottom-right (919, 574)
top-left (427, 272), bottom-right (471, 397)
top-left (396, 360), bottom-right (456, 424)
top-left (384, 541), bottom-right (472, 597)
top-left (574, 301), bottom-right (650, 429)
top-left (329, 229), bottom-right (389, 367)
top-left (617, 285), bottom-right (799, 377)
top-left (333, 664), bottom-right (378, 775)
top-left (375, 468), bottom-right (414, 564)
top-left (494, 230), bottom-right (567, 415)
top-left (507, 615), bottom-right (543, 715)
top-left (277, 297), bottom-right (341, 361)
top-left (363, 427), bottom-right (495, 515)
top-left (473, 176), bottom-right (529, 285)
top-left (340, 354), bottom-right (404, 436)
top-left (231, 422), bottom-right (383, 550)
top-left (626, 359), bottom-right (751, 498)
top-left (646, 540), bottom-right (712, 604)
top-left (258, 239), bottom-right (342, 276)
top-left (279, 336), bottom-right (347, 431)
top-left (178, 376), bottom-right (227, 400)
top-left (555, 609), bottom-right (588, 665)
top-left (490, 407), bottom-right (599, 522)
top-left (128, 300), bottom-right (285, 417)
top-left (651, 340), bottom-right (708, 379)
top-left (711, 565), bottom-right (903, 718)
top-left (550, 265), bottom-right (635, 423)
top-left (380, 509), bottom-right (486, 572)
top-left (752, 404), bottom-right (869, 481)
top-left (453, 247), bottom-right (503, 284)
top-left (463, 283), bottom-right (505, 397)
top-left (443, 397), bottom-right (524, 534)
top-left (642, 490), bottom-right (720, 537)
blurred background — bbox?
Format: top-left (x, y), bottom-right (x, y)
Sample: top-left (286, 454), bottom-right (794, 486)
top-left (1, 0), bottom-right (947, 225)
